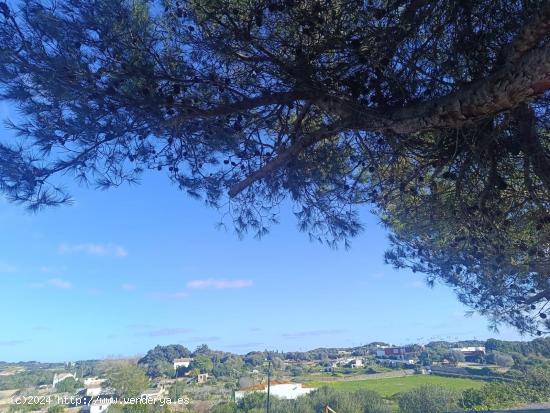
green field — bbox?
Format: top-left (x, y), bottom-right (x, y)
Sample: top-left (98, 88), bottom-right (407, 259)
top-left (306, 374), bottom-right (485, 397)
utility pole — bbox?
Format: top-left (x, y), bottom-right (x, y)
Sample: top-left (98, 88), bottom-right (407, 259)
top-left (266, 359), bottom-right (272, 413)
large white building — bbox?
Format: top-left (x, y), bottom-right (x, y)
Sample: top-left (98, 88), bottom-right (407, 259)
top-left (235, 382), bottom-right (316, 401)
top-left (52, 373), bottom-right (76, 387)
top-left (173, 358), bottom-right (192, 370)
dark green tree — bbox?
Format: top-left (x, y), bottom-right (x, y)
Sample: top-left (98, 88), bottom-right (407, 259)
top-left (0, 0), bottom-right (549, 333)
top-left (398, 385), bottom-right (459, 413)
top-left (54, 376), bottom-right (80, 393)
top-left (190, 354), bottom-right (214, 373)
top-left (108, 364), bottom-right (149, 398)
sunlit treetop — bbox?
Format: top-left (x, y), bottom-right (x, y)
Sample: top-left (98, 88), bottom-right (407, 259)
top-left (0, 0), bottom-right (549, 334)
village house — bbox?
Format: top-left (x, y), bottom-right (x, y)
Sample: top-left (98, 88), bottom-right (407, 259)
top-left (52, 372), bottom-right (76, 387)
top-left (84, 377), bottom-right (106, 387)
top-left (347, 358), bottom-right (364, 368)
top-left (173, 357), bottom-right (192, 370)
top-left (140, 387), bottom-right (167, 400)
top-left (85, 385), bottom-right (103, 397)
top-left (451, 346), bottom-right (486, 362)
top-left (87, 397), bottom-right (113, 413)
top-left (235, 381), bottom-right (316, 401)
top-left (375, 346), bottom-right (417, 361)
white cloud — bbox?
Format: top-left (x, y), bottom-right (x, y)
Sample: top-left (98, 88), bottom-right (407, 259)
top-left (149, 291), bottom-right (189, 300)
top-left (186, 278), bottom-right (254, 290)
top-left (58, 243), bottom-right (128, 257)
top-left (0, 340), bottom-right (26, 347)
top-left (47, 278), bottom-right (72, 289)
top-left (39, 266), bottom-right (66, 274)
top-left (30, 278), bottom-right (72, 289)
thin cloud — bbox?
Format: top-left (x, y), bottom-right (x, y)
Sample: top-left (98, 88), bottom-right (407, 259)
top-left (186, 278), bottom-right (254, 290)
top-left (47, 278), bottom-right (72, 289)
top-left (30, 278), bottom-right (72, 289)
top-left (138, 327), bottom-right (192, 337)
top-left (149, 291), bottom-right (189, 300)
top-left (121, 283), bottom-right (137, 291)
top-left (0, 340), bottom-right (26, 347)
top-left (282, 329), bottom-right (346, 339)
top-left (58, 243), bottom-right (128, 257)
top-left (32, 326), bottom-right (50, 332)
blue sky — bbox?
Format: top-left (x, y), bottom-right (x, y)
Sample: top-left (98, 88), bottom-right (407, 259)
top-left (0, 102), bottom-right (529, 363)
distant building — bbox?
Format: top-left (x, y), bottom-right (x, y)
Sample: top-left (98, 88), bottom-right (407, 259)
top-left (235, 382), bottom-right (316, 401)
top-left (349, 358), bottom-right (363, 368)
top-left (173, 358), bottom-right (192, 370)
top-left (452, 346), bottom-right (486, 362)
top-left (85, 386), bottom-right (103, 397)
top-left (84, 377), bottom-right (107, 397)
top-left (377, 358), bottom-right (416, 367)
top-left (140, 388), bottom-right (167, 400)
top-left (87, 397), bottom-right (113, 413)
top-left (84, 377), bottom-right (106, 387)
top-left (53, 373), bottom-right (76, 387)
top-left (376, 346), bottom-right (417, 360)
top-left (197, 373), bottom-right (209, 384)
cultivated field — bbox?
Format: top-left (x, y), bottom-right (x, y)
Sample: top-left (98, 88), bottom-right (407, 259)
top-left (306, 374), bottom-right (485, 397)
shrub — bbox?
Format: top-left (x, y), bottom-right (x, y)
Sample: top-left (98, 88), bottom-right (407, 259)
top-left (398, 385), bottom-right (459, 413)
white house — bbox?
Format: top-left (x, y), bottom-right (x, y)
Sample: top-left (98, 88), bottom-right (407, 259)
top-left (140, 388), bottom-right (167, 400)
top-left (53, 373), bottom-right (76, 387)
top-left (173, 358), bottom-right (192, 370)
top-left (88, 397), bottom-right (113, 413)
top-left (86, 386), bottom-right (103, 397)
top-left (84, 377), bottom-right (106, 387)
top-left (349, 358), bottom-right (363, 368)
top-left (235, 382), bottom-right (316, 401)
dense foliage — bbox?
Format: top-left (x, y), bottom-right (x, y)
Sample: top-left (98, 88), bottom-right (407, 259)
top-left (212, 387), bottom-right (391, 413)
top-left (398, 385), bottom-right (459, 413)
top-left (108, 364), bottom-right (150, 398)
top-left (0, 369), bottom-right (54, 390)
top-left (0, 0), bottom-right (549, 334)
top-left (54, 377), bottom-right (80, 393)
top-left (460, 367), bottom-right (550, 410)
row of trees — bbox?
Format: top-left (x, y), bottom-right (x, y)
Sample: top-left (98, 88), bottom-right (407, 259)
top-left (133, 338), bottom-right (550, 381)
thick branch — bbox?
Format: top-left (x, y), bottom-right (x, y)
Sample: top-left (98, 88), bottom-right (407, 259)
top-left (228, 121), bottom-right (349, 197)
top-left (506, 2), bottom-right (550, 64)
top-left (382, 42), bottom-right (550, 134)
top-left (170, 91), bottom-right (305, 125)
top-left (229, 42), bottom-right (550, 197)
